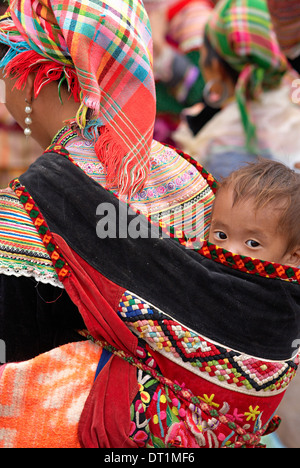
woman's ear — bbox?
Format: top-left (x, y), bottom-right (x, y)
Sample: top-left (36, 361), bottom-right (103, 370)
top-left (209, 56), bottom-right (226, 81)
top-left (24, 72), bottom-right (35, 104)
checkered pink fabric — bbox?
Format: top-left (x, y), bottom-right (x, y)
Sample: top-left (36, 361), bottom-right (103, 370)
top-left (0, 0), bottom-right (156, 196)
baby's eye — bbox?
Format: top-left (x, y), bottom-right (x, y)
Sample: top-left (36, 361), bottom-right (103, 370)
top-left (215, 231), bottom-right (227, 240)
top-left (246, 240), bottom-right (260, 248)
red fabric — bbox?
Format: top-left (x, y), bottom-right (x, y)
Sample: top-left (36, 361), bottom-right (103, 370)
top-left (52, 234), bottom-right (141, 447)
top-left (78, 354), bottom-right (139, 448)
top-left (150, 346), bottom-right (286, 432)
top-left (52, 233), bottom-right (137, 355)
top-left (6, 50), bottom-right (81, 102)
top-left (52, 234), bottom-right (286, 448)
top-left (168, 0), bottom-right (214, 20)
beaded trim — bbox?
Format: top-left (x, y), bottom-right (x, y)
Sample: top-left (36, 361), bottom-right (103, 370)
top-left (51, 126), bottom-right (78, 147)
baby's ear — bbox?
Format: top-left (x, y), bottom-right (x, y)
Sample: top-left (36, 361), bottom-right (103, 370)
top-left (285, 247), bottom-right (300, 268)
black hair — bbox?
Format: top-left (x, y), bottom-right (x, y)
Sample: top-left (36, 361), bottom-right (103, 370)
top-left (0, 1), bottom-right (10, 58)
top-left (0, 43), bottom-right (9, 61)
top-left (0, 0), bottom-right (8, 16)
top-left (203, 33), bottom-right (239, 85)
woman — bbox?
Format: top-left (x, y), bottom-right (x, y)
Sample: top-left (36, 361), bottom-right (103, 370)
top-left (267, 0), bottom-right (300, 74)
top-left (145, 0), bottom-right (213, 145)
top-left (173, 0), bottom-right (300, 179)
top-left (0, 0), bottom-right (41, 188)
top-left (0, 0), bottom-right (215, 362)
top-left (0, 0), bottom-right (299, 449)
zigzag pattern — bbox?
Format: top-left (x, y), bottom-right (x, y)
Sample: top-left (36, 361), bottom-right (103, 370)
top-left (118, 291), bottom-right (297, 393)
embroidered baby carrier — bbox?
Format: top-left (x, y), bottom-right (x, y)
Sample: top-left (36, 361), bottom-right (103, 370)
top-left (1, 145), bottom-right (299, 448)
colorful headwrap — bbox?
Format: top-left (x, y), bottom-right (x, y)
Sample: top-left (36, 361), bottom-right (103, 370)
top-left (205, 0), bottom-right (287, 154)
top-left (0, 0), bottom-right (156, 197)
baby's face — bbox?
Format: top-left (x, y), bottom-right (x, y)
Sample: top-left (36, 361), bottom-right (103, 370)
top-left (209, 187), bottom-right (291, 265)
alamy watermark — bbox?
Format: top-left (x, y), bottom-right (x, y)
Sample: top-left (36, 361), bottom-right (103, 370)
top-left (96, 200), bottom-right (205, 249)
top-left (292, 79), bottom-right (300, 104)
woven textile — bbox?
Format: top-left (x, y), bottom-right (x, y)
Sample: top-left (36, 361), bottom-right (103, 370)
top-left (118, 290), bottom-right (298, 395)
top-left (168, 0), bottom-right (214, 53)
top-left (0, 128), bottom-right (215, 284)
top-left (0, 0), bottom-right (156, 197)
top-left (53, 127), bottom-right (216, 240)
top-left (9, 148), bottom-right (300, 448)
top-left (205, 0), bottom-right (287, 154)
top-left (0, 188), bottom-right (61, 287)
top-left (0, 341), bottom-right (101, 448)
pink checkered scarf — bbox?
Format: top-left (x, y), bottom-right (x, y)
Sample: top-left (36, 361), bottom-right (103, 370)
top-left (0, 0), bottom-right (156, 197)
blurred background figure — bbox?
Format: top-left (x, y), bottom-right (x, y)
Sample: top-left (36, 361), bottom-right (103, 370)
top-left (145, 0), bottom-right (214, 145)
top-left (173, 0), bottom-right (300, 180)
top-left (267, 0), bottom-right (300, 75)
top-left (0, 0), bottom-right (42, 188)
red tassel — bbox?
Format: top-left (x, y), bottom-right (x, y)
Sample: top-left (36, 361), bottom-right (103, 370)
top-left (5, 50), bottom-right (81, 102)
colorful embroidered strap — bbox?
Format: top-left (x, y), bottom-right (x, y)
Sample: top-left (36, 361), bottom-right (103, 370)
top-left (9, 177), bottom-right (70, 284)
top-left (78, 330), bottom-right (280, 449)
top-left (8, 148), bottom-right (298, 448)
top-left (0, 0), bottom-right (156, 197)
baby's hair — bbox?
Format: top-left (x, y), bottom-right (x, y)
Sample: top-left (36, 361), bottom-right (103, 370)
top-left (218, 158), bottom-right (300, 253)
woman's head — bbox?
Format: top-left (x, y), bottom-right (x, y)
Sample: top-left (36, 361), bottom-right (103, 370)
top-left (0, 0), bottom-right (156, 197)
top-left (200, 32), bottom-right (239, 107)
top-left (203, 0), bottom-right (287, 153)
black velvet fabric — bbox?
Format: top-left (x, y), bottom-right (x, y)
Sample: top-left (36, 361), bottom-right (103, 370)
top-left (19, 152), bottom-right (300, 361)
top-left (0, 275), bottom-right (85, 362)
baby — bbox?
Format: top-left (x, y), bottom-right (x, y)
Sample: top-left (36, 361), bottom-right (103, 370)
top-left (209, 159), bottom-right (300, 267)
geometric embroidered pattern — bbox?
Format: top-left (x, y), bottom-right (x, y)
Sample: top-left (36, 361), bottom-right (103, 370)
top-left (197, 243), bottom-right (300, 285)
top-left (0, 191), bottom-right (63, 288)
top-left (10, 178), bottom-right (70, 284)
top-left (118, 291), bottom-right (298, 394)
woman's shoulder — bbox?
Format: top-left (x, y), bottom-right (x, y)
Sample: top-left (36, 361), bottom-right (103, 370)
top-left (0, 188), bottom-right (62, 288)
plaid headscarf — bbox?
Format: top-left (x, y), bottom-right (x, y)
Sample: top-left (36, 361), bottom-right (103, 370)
top-left (205, 0), bottom-right (287, 154)
top-left (0, 0), bottom-right (156, 197)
